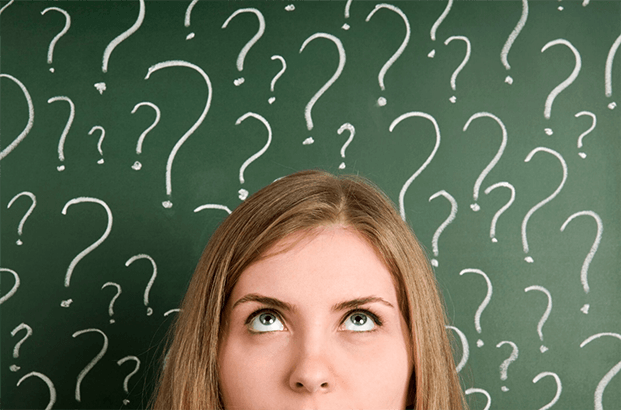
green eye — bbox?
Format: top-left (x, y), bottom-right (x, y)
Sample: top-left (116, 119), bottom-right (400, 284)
top-left (344, 311), bottom-right (376, 332)
top-left (248, 311), bottom-right (284, 333)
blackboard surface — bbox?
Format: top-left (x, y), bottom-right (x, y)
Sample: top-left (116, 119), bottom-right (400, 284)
top-left (2, 1), bottom-right (620, 409)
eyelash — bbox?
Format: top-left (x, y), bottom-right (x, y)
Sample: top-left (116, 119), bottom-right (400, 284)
top-left (244, 308), bottom-right (383, 333)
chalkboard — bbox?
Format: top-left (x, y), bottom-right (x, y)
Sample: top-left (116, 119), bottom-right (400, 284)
top-left (2, 1), bottom-right (620, 409)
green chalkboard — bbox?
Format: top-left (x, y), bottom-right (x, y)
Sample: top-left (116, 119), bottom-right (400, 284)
top-left (2, 1), bottom-right (620, 409)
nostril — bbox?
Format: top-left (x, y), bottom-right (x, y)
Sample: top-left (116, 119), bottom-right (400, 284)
top-left (320, 382), bottom-right (328, 388)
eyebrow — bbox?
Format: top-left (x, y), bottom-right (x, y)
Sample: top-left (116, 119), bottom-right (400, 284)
top-left (231, 293), bottom-right (394, 313)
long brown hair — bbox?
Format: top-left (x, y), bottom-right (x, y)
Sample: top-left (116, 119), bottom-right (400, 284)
top-left (149, 169), bottom-right (467, 410)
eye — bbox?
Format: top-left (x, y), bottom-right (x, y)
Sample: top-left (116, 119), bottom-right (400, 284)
top-left (343, 310), bottom-right (379, 332)
top-left (247, 310), bottom-right (285, 333)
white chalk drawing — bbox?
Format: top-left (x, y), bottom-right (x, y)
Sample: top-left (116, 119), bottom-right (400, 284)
top-left (125, 254), bottom-right (157, 316)
top-left (87, 125), bottom-right (105, 164)
top-left (72, 328), bottom-right (109, 402)
top-left (268, 55), bottom-right (287, 104)
top-left (484, 182), bottom-right (515, 243)
top-left (532, 371), bottom-right (562, 410)
top-left (101, 282), bottom-right (122, 324)
top-left (40, 7), bottom-right (70, 73)
top-left (389, 112), bottom-right (441, 222)
top-left (0, 268), bottom-right (21, 305)
top-left (0, 0), bottom-right (15, 15)
top-left (462, 112), bottom-right (508, 212)
top-left (131, 101), bottom-right (161, 170)
top-left (47, 95), bottom-right (75, 172)
top-left (444, 35), bottom-right (471, 103)
top-left (446, 325), bottom-right (469, 373)
top-left (0, 74), bottom-right (34, 161)
top-left (337, 122), bottom-right (355, 169)
top-left (459, 269), bottom-right (492, 348)
top-left (465, 388), bottom-right (491, 410)
top-left (221, 8), bottom-right (265, 86)
top-left (117, 355), bottom-right (140, 403)
top-left (428, 190), bottom-right (457, 267)
top-left (61, 197), bottom-right (113, 289)
top-left (16, 372), bottom-right (56, 410)
top-left (7, 191), bottom-right (36, 245)
top-left (344, 0), bottom-right (353, 18)
top-left (541, 39), bottom-right (582, 121)
top-left (500, 0), bottom-right (528, 84)
top-left (102, 0), bottom-right (145, 74)
top-left (574, 111), bottom-right (596, 158)
top-left (299, 32), bottom-right (346, 132)
top-left (235, 111), bottom-right (272, 193)
top-left (164, 308), bottom-right (181, 317)
top-left (194, 204), bottom-right (232, 215)
top-left (496, 341), bottom-right (519, 391)
top-left (524, 285), bottom-right (552, 353)
top-left (184, 0), bottom-right (199, 40)
top-left (560, 210), bottom-right (602, 314)
top-left (429, 0), bottom-right (453, 56)
top-left (605, 33), bottom-right (621, 108)
top-left (145, 60), bottom-right (213, 208)
top-left (580, 332), bottom-right (621, 410)
top-left (522, 147), bottom-right (567, 263)
top-left (11, 322), bottom-right (33, 358)
top-left (365, 4), bottom-right (410, 106)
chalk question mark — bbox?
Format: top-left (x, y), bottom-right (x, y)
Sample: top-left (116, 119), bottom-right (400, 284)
top-left (125, 254), bottom-right (157, 316)
top-left (299, 32), bottom-right (346, 144)
top-left (40, 7), bottom-right (70, 73)
top-left (524, 285), bottom-right (552, 353)
top-left (72, 328), bottom-right (109, 402)
top-left (0, 268), bottom-right (20, 305)
top-left (484, 182), bottom-right (515, 243)
top-left (222, 8), bottom-right (265, 86)
top-left (444, 35), bottom-right (471, 103)
top-left (268, 55), bottom-right (287, 104)
top-left (130, 101), bottom-right (161, 170)
top-left (463, 112), bottom-right (508, 212)
top-left (88, 125), bottom-right (105, 165)
top-left (446, 325), bottom-right (469, 373)
top-left (428, 0), bottom-right (453, 58)
top-left (342, 0), bottom-right (353, 30)
top-left (574, 111), bottom-right (596, 158)
top-left (500, 0), bottom-right (528, 85)
top-left (389, 112), bottom-right (441, 221)
top-left (101, 282), bottom-right (122, 324)
top-left (0, 0), bottom-right (15, 16)
top-left (460, 268), bottom-right (492, 348)
top-left (0, 74), bottom-right (34, 161)
top-left (532, 371), bottom-right (562, 410)
top-left (605, 34), bottom-right (620, 109)
top-left (10, 323), bottom-right (33, 372)
top-left (337, 123), bottom-right (355, 169)
top-left (580, 332), bottom-right (621, 410)
top-left (235, 112), bottom-right (272, 201)
top-left (465, 388), bottom-right (491, 410)
top-left (184, 0), bottom-right (199, 40)
top-left (522, 147), bottom-right (567, 263)
top-left (47, 95), bottom-right (75, 172)
top-left (194, 204), bottom-right (232, 215)
top-left (428, 190), bottom-right (457, 267)
top-left (560, 210), bottom-right (602, 314)
top-left (16, 372), bottom-right (56, 410)
top-left (365, 4), bottom-right (410, 107)
top-left (117, 355), bottom-right (140, 405)
top-left (96, 0), bottom-right (145, 94)
top-left (7, 191), bottom-right (36, 245)
top-left (496, 340), bottom-right (519, 392)
top-left (145, 60), bottom-right (213, 208)
top-left (61, 197), bottom-right (113, 307)
top-left (541, 39), bottom-right (581, 135)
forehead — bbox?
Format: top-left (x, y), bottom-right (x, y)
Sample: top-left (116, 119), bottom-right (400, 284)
top-left (230, 226), bottom-right (399, 305)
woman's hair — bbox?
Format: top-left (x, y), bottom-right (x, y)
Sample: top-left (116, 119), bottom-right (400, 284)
top-left (149, 169), bottom-right (467, 410)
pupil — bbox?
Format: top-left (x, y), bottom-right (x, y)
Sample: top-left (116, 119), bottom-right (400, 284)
top-left (260, 314), bottom-right (275, 325)
top-left (352, 314), bottom-right (367, 325)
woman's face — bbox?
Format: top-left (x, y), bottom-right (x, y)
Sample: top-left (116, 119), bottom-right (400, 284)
top-left (218, 226), bottom-right (413, 410)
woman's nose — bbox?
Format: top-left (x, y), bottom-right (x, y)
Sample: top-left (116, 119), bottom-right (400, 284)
top-left (288, 335), bottom-right (334, 393)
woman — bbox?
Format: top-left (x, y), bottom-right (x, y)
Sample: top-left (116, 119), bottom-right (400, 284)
top-left (149, 169), bottom-right (467, 410)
